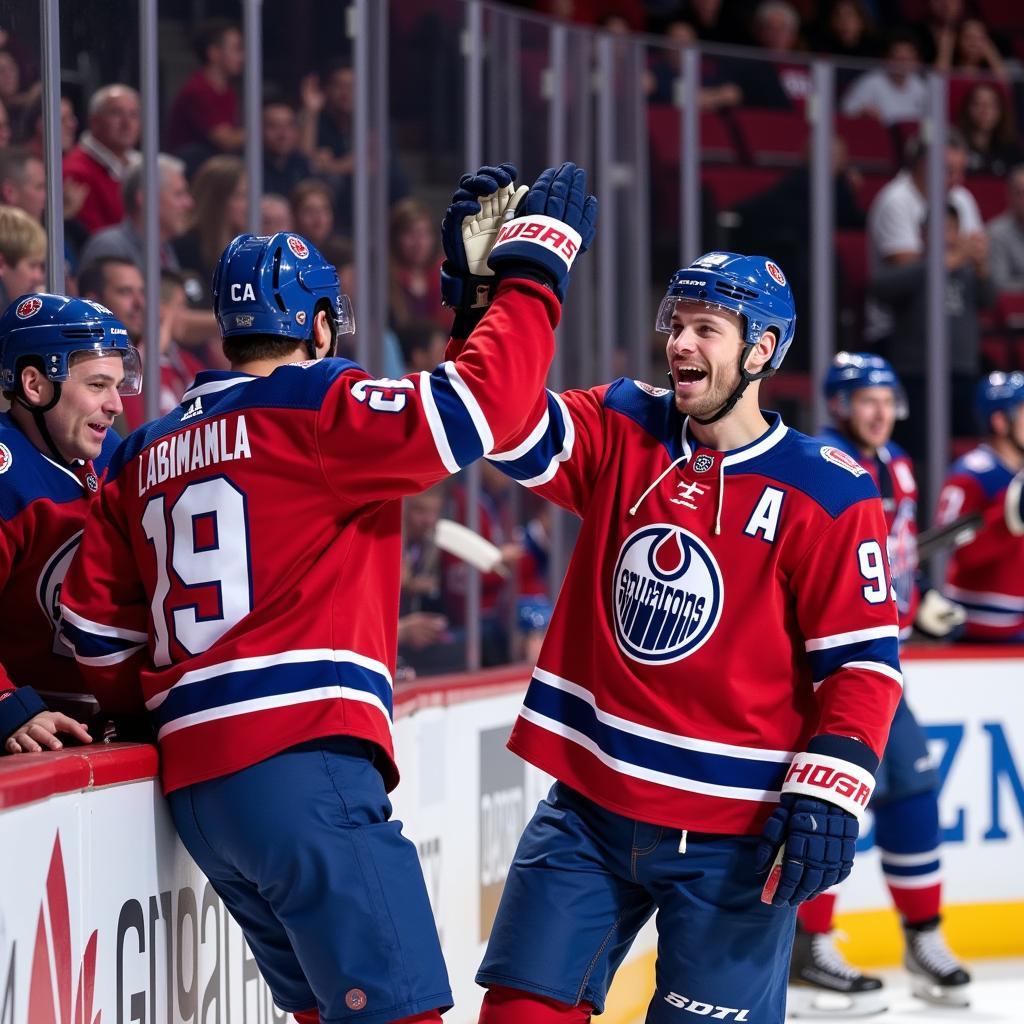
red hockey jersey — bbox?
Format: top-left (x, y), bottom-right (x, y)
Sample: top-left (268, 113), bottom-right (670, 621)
top-left (0, 411), bottom-right (118, 706)
top-left (818, 427), bottom-right (920, 637)
top-left (59, 280), bottom-right (558, 794)
top-left (937, 444), bottom-right (1024, 640)
top-left (485, 379), bottom-right (902, 835)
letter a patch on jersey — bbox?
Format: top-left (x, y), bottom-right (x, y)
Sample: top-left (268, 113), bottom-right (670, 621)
top-left (744, 487), bottom-right (785, 542)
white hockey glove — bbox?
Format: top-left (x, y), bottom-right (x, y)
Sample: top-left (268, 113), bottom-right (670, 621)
top-left (914, 588), bottom-right (967, 639)
top-left (1005, 468), bottom-right (1024, 536)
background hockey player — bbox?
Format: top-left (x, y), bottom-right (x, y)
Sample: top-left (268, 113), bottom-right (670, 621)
top-left (937, 372), bottom-right (1024, 641)
top-left (440, 242), bottom-right (902, 1024)
top-left (0, 292), bottom-right (138, 754)
top-left (785, 352), bottom-right (971, 1016)
top-left (59, 161), bottom-right (596, 1024)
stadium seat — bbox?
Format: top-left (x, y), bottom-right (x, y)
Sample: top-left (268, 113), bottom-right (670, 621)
top-left (967, 175), bottom-right (1008, 221)
top-left (836, 115), bottom-right (896, 173)
top-left (981, 334), bottom-right (1013, 370)
top-left (701, 166), bottom-right (784, 210)
top-left (646, 105), bottom-right (739, 169)
top-left (835, 229), bottom-right (868, 299)
top-left (975, 0), bottom-right (1024, 31)
top-left (732, 109), bottom-right (808, 167)
top-left (996, 291), bottom-right (1024, 330)
top-left (855, 172), bottom-right (892, 212)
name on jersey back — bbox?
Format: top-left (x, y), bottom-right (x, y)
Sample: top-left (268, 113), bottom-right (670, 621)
top-left (138, 415), bottom-right (252, 497)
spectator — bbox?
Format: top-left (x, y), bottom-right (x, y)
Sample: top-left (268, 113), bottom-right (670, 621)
top-left (0, 49), bottom-right (38, 130)
top-left (0, 204), bottom-right (45, 309)
top-left (77, 154), bottom-right (192, 273)
top-left (173, 155), bottom-right (248, 297)
top-left (915, 0), bottom-right (965, 68)
top-left (646, 20), bottom-right (743, 110)
top-left (865, 129), bottom-right (982, 348)
top-left (166, 19), bottom-right (245, 167)
top-left (388, 197), bottom-right (450, 331)
top-left (395, 321), bottom-right (448, 374)
top-left (948, 18), bottom-right (1007, 79)
top-left (0, 147), bottom-right (45, 223)
top-left (677, 0), bottom-right (736, 44)
top-left (21, 94), bottom-right (77, 159)
top-left (261, 100), bottom-right (313, 199)
top-left (77, 257), bottom-right (145, 344)
top-left (0, 97), bottom-right (10, 148)
top-left (118, 270), bottom-right (207, 431)
top-left (840, 32), bottom-right (928, 126)
top-left (725, 1), bottom-right (810, 109)
top-left (987, 165), bottom-right (1024, 293)
top-left (869, 203), bottom-right (995, 458)
top-left (259, 192), bottom-right (293, 235)
top-left (61, 84), bottom-right (140, 235)
top-left (810, 0), bottom-right (879, 62)
top-left (289, 178), bottom-right (339, 253)
top-left (298, 61), bottom-right (407, 232)
top-left (955, 82), bottom-right (1020, 176)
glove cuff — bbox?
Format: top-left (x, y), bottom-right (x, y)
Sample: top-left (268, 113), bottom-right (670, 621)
top-left (440, 262), bottom-right (496, 313)
top-left (781, 750), bottom-right (874, 821)
top-left (0, 685), bottom-right (47, 742)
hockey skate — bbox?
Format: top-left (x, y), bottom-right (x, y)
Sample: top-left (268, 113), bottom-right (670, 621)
top-left (788, 923), bottom-right (888, 1018)
top-left (903, 917), bottom-right (971, 1008)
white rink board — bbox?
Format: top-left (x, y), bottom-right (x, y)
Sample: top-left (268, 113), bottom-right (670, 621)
top-left (1, 653), bottom-right (1021, 1023)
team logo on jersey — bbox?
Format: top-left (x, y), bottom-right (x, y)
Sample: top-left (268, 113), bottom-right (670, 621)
top-left (765, 260), bottom-right (786, 286)
top-left (612, 524), bottom-right (724, 664)
top-left (37, 531), bottom-right (83, 657)
top-left (85, 472), bottom-right (99, 492)
top-left (691, 454), bottom-right (714, 474)
top-left (634, 380), bottom-right (670, 398)
top-left (820, 445), bottom-right (866, 477)
top-left (287, 235), bottom-right (309, 259)
top-left (0, 442), bottom-right (12, 474)
top-left (15, 297), bottom-right (43, 319)
top-left (888, 498), bottom-right (918, 616)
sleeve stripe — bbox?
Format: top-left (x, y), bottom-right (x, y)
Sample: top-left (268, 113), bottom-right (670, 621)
top-left (805, 624), bottom-right (900, 651)
top-left (60, 604), bottom-right (148, 643)
top-left (60, 617), bottom-right (146, 663)
top-left (488, 404), bottom-right (551, 462)
top-left (489, 390), bottom-right (575, 486)
top-left (840, 660), bottom-right (904, 686)
top-left (422, 364), bottom-right (487, 469)
top-left (417, 370), bottom-right (460, 474)
top-left (444, 362), bottom-right (495, 455)
top-left (73, 647), bottom-right (145, 667)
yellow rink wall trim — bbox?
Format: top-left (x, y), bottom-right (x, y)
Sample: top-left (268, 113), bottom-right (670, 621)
top-left (599, 901), bottom-right (1023, 1024)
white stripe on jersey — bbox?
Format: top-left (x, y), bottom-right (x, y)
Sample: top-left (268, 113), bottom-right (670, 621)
top-left (804, 624), bottom-right (900, 651)
top-left (417, 371), bottom-right (461, 474)
top-left (60, 605), bottom-right (149, 643)
top-left (443, 361), bottom-right (495, 455)
top-left (518, 392), bottom-right (576, 488)
top-left (488, 403), bottom-right (552, 462)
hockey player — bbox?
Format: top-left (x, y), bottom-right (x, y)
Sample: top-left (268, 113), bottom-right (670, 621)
top-left (0, 292), bottom-right (139, 754)
top-left (441, 246), bottom-right (902, 1024)
top-left (937, 371), bottom-right (1024, 641)
top-left (59, 162), bottom-right (597, 1024)
top-left (785, 352), bottom-right (970, 1016)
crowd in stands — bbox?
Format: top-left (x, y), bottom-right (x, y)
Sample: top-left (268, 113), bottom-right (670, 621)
top-left (2, 0), bottom-right (1024, 674)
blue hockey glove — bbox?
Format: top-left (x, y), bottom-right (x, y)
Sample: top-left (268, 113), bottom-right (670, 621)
top-left (755, 794), bottom-right (859, 907)
top-left (441, 163), bottom-right (526, 327)
top-left (487, 161), bottom-right (598, 302)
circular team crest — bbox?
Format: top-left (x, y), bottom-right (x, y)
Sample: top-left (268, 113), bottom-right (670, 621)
top-left (0, 442), bottom-right (12, 473)
top-left (345, 989), bottom-right (367, 1010)
top-left (85, 472), bottom-right (99, 492)
top-left (820, 445), bottom-right (866, 477)
top-left (692, 453), bottom-right (714, 473)
top-left (295, 310), bottom-right (308, 326)
top-left (765, 260), bottom-right (786, 286)
top-left (612, 524), bottom-right (723, 664)
top-left (16, 297), bottom-right (43, 319)
top-left (287, 235), bottom-right (309, 259)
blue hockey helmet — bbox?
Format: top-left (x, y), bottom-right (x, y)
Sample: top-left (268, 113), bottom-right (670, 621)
top-left (975, 371), bottom-right (1024, 431)
top-left (655, 252), bottom-right (797, 372)
top-left (212, 232), bottom-right (355, 346)
top-left (824, 352), bottom-right (908, 419)
top-left (0, 292), bottom-right (141, 397)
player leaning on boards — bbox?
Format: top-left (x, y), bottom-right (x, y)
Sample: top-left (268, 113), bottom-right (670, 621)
top-left (786, 353), bottom-right (970, 1017)
top-left (0, 293), bottom-right (139, 755)
top-left (58, 162), bottom-right (597, 1024)
top-left (445, 240), bottom-right (903, 1024)
top-left (936, 372), bottom-right (1024, 641)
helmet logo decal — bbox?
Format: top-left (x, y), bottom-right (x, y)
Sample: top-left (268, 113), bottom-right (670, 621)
top-left (295, 310), bottom-right (307, 326)
top-left (234, 314), bottom-right (255, 328)
top-left (0, 442), bottom-right (13, 473)
top-left (820, 445), bottom-right (866, 477)
top-left (82, 299), bottom-right (113, 316)
top-left (765, 261), bottom-right (786, 286)
top-left (230, 282), bottom-right (257, 302)
top-left (15, 297), bottom-right (43, 319)
top-left (612, 524), bottom-right (724, 664)
top-left (287, 236), bottom-right (309, 259)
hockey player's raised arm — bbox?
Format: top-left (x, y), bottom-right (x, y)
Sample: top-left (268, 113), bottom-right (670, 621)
top-left (789, 494), bottom-right (903, 760)
top-left (59, 464), bottom-right (149, 715)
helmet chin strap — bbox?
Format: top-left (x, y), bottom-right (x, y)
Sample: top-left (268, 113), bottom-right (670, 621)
top-left (667, 344), bottom-right (775, 426)
top-left (14, 383), bottom-right (71, 466)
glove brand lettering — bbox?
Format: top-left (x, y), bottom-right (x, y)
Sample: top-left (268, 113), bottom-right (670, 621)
top-left (663, 992), bottom-right (750, 1019)
top-left (784, 759), bottom-right (871, 807)
top-left (492, 215), bottom-right (582, 265)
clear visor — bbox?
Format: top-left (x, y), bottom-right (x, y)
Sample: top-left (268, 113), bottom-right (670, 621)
top-left (62, 345), bottom-right (143, 396)
top-left (655, 296), bottom-right (742, 334)
top-left (835, 385), bottom-right (909, 421)
top-left (337, 294), bottom-right (356, 336)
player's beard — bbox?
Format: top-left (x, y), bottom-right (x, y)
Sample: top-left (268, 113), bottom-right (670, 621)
top-left (673, 364), bottom-right (740, 420)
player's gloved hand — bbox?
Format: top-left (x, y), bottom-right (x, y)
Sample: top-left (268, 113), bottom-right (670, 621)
top-left (755, 794), bottom-right (859, 907)
top-left (441, 163), bottom-right (527, 324)
top-left (487, 161), bottom-right (598, 302)
top-left (914, 587), bottom-right (967, 639)
top-left (755, 737), bottom-right (876, 907)
top-left (1005, 468), bottom-right (1024, 536)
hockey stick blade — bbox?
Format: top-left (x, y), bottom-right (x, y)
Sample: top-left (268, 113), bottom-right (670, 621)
top-left (433, 518), bottom-right (510, 576)
top-left (916, 511), bottom-right (984, 561)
